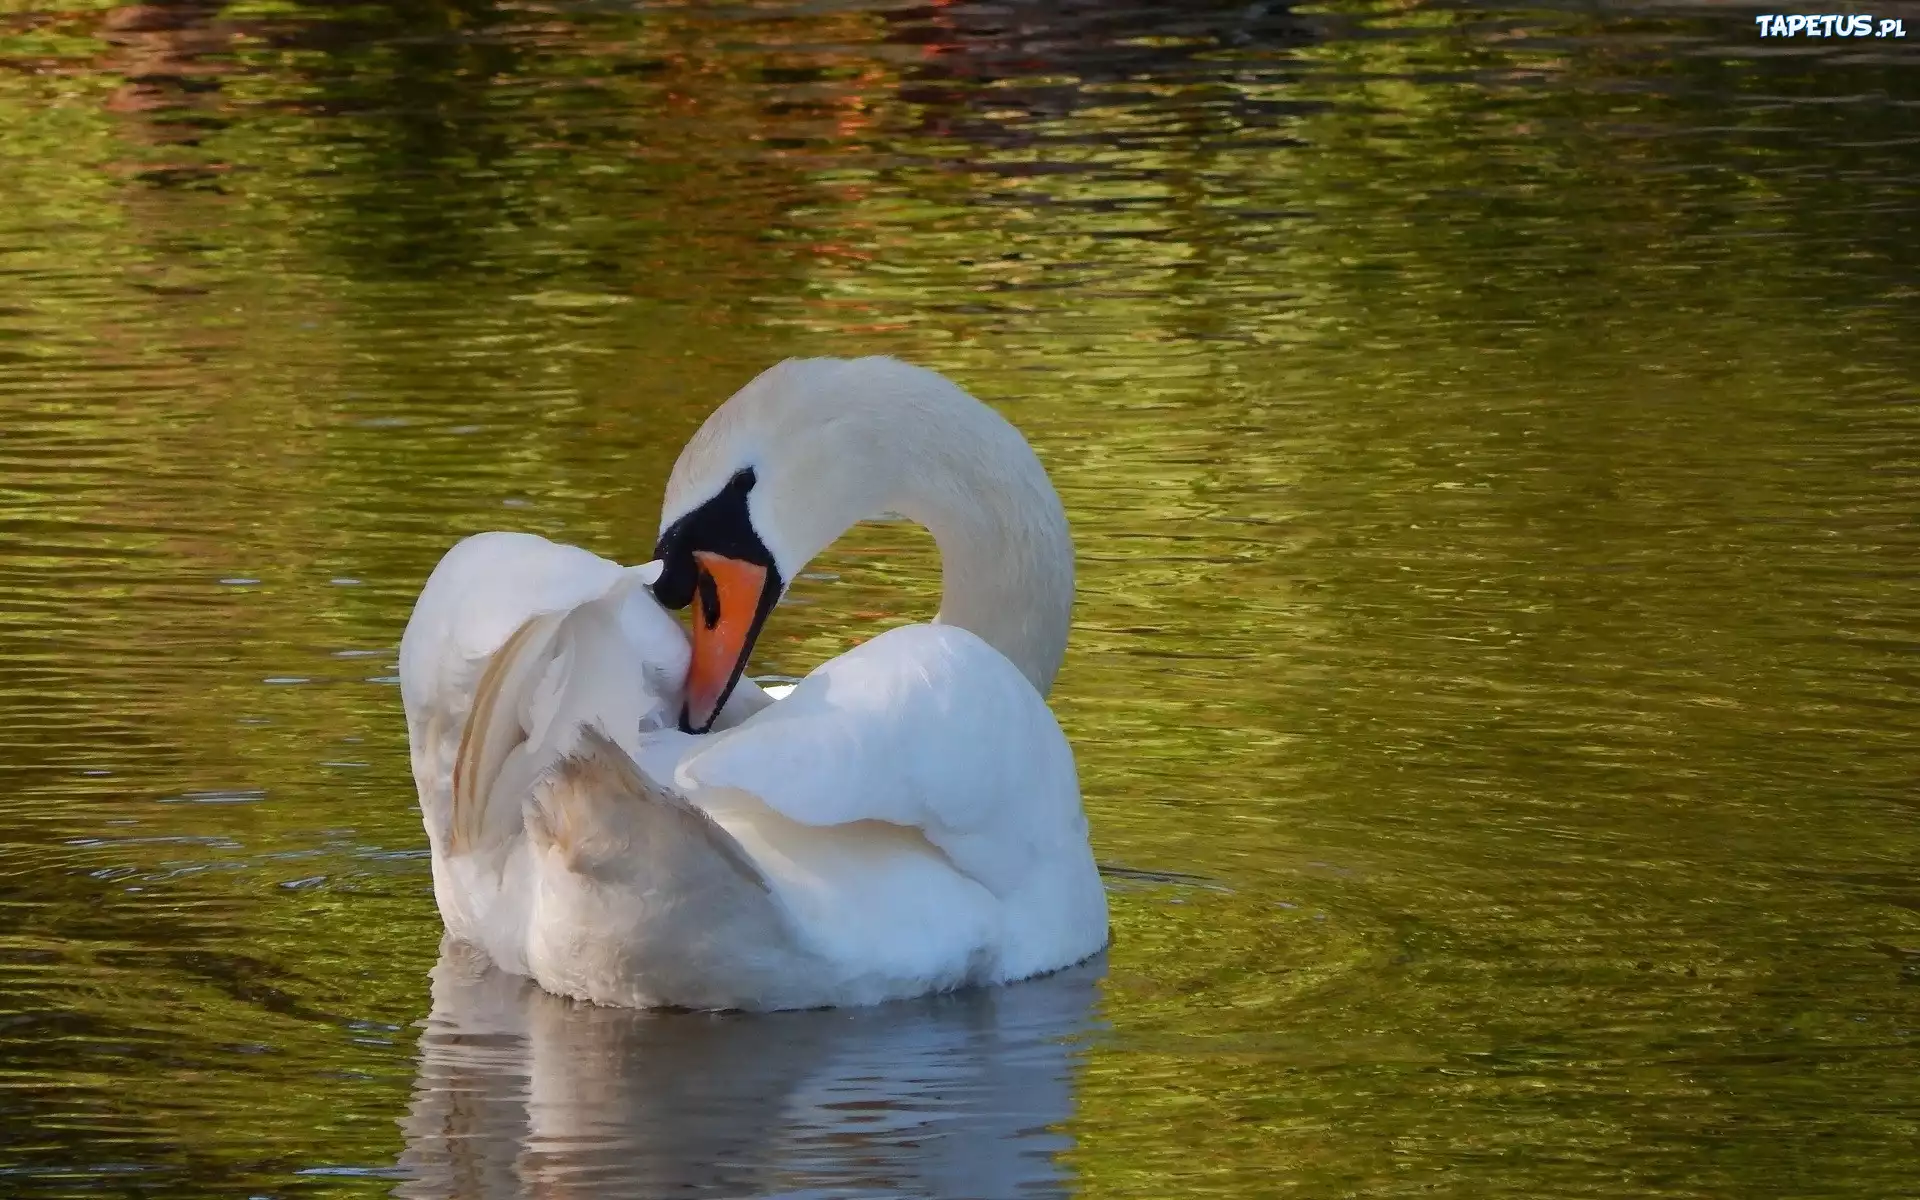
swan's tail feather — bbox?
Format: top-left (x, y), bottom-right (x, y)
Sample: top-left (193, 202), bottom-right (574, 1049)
top-left (526, 725), bottom-right (768, 892)
top-left (523, 725), bottom-right (809, 1010)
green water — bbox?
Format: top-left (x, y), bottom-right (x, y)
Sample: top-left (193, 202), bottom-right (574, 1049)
top-left (1, 0), bottom-right (1916, 1195)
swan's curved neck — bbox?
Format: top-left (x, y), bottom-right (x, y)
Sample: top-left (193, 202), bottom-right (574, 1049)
top-left (883, 419), bottom-right (1074, 697)
top-left (667, 358), bottom-right (1076, 696)
top-left (788, 366), bottom-right (1074, 696)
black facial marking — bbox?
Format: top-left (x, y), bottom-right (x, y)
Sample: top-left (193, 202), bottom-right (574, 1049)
top-left (652, 467), bottom-right (789, 734)
top-left (695, 568), bottom-right (721, 629)
top-left (651, 467), bottom-right (772, 610)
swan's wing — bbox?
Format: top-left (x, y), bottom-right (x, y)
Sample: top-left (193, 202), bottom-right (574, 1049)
top-left (399, 531), bottom-right (689, 853)
top-left (671, 624), bottom-right (1084, 899)
top-left (448, 581), bottom-right (690, 858)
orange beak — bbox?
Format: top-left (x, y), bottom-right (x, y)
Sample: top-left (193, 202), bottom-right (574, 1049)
top-left (683, 549), bottom-right (774, 733)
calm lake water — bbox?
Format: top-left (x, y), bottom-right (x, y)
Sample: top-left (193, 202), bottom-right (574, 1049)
top-left (2, 0), bottom-right (1917, 1195)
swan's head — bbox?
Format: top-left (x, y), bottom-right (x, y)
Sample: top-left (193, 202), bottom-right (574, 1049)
top-left (650, 359), bottom-right (909, 732)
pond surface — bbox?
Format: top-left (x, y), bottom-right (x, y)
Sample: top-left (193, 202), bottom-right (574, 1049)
top-left (2, 0), bottom-right (1917, 1195)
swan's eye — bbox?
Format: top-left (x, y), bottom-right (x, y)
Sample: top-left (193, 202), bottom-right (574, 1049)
top-left (695, 567), bottom-right (721, 630)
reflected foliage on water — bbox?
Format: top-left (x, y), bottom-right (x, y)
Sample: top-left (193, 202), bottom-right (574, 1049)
top-left (0, 0), bottom-right (1916, 1195)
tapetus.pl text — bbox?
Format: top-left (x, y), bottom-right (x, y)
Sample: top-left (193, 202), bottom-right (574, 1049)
top-left (1754, 14), bottom-right (1907, 36)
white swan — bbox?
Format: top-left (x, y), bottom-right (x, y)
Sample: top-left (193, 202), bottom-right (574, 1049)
top-left (399, 357), bottom-right (1108, 1010)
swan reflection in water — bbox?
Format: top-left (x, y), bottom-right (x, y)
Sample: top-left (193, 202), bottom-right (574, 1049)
top-left (396, 938), bottom-right (1106, 1198)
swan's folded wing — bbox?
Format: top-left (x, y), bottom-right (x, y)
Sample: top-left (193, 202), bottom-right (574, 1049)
top-left (402, 532), bottom-right (640, 725)
top-left (400, 531), bottom-right (690, 853)
top-left (671, 624), bottom-right (1083, 899)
